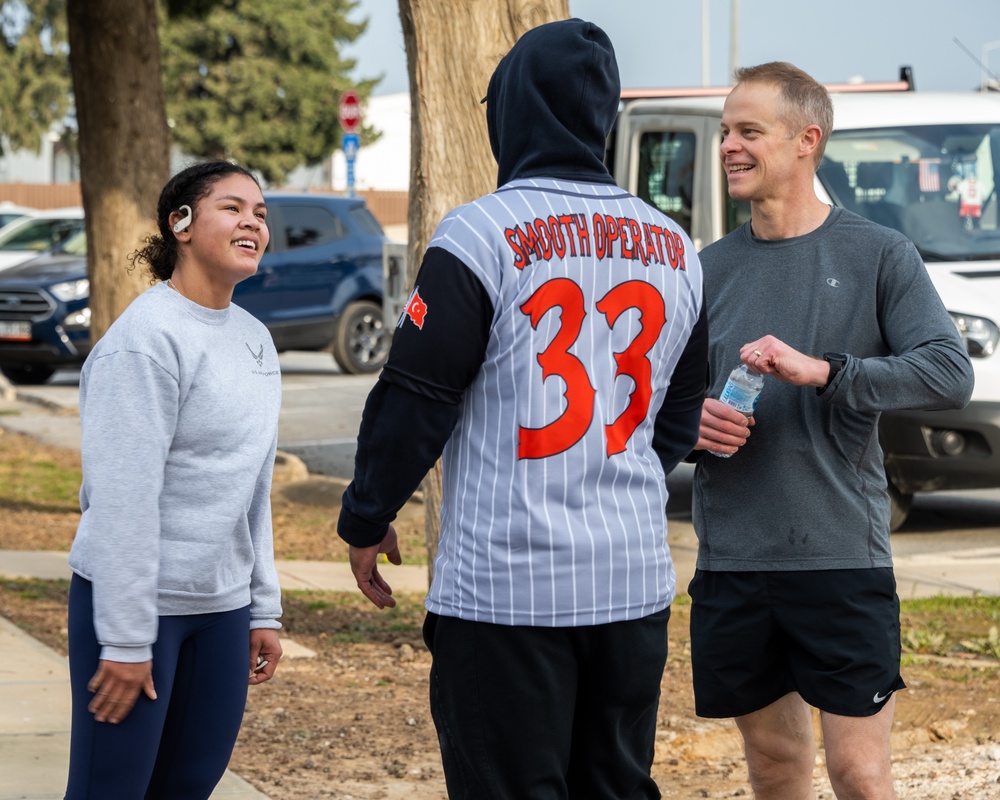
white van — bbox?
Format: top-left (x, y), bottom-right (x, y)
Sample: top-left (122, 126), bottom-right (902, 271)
top-left (608, 75), bottom-right (1000, 528)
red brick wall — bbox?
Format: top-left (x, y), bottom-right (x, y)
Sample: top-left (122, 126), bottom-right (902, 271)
top-left (0, 183), bottom-right (82, 209)
top-left (358, 190), bottom-right (408, 227)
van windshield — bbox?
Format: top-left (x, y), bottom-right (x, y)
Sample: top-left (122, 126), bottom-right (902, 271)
top-left (818, 124), bottom-right (1000, 261)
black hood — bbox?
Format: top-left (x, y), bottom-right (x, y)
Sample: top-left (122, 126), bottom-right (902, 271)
top-left (484, 18), bottom-right (620, 188)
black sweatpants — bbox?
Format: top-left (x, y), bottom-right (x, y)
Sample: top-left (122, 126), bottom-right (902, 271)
top-left (422, 607), bottom-right (670, 799)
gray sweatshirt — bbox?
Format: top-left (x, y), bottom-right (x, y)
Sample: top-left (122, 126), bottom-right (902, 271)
top-left (69, 282), bottom-right (283, 662)
top-left (693, 208), bottom-right (974, 571)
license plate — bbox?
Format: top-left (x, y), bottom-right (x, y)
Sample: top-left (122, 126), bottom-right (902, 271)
top-left (0, 321), bottom-right (30, 341)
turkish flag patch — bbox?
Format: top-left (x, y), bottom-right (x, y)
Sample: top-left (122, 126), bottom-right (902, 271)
top-left (403, 287), bottom-right (428, 329)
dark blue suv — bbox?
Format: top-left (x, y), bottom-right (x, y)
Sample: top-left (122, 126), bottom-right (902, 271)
top-left (0, 193), bottom-right (392, 384)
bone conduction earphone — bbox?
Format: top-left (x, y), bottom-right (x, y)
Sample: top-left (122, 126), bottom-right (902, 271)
top-left (173, 205), bottom-right (193, 233)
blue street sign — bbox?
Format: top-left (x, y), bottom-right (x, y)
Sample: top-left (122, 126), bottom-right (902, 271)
top-left (342, 132), bottom-right (359, 196)
top-left (341, 132), bottom-right (359, 161)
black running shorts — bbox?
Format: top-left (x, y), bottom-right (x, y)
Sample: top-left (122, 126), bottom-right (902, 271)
top-left (688, 568), bottom-right (906, 718)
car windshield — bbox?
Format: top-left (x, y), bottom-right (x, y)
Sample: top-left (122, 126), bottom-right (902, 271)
top-left (0, 217), bottom-right (84, 253)
top-left (818, 124), bottom-right (1000, 261)
top-left (0, 212), bottom-right (28, 228)
top-left (55, 229), bottom-right (87, 256)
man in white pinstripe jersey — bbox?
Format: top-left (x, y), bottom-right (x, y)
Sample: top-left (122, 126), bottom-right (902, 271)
top-left (338, 18), bottom-right (708, 799)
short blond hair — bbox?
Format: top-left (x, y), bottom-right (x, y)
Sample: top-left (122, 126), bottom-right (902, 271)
top-left (734, 62), bottom-right (833, 168)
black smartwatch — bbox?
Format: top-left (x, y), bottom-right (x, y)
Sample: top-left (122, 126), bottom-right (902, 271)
top-left (819, 353), bottom-right (847, 394)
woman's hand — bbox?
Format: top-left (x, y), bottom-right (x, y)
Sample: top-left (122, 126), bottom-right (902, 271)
top-left (249, 628), bottom-right (282, 685)
top-left (87, 660), bottom-right (156, 724)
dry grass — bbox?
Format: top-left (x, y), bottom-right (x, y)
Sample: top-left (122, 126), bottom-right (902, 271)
top-left (0, 427), bottom-right (427, 562)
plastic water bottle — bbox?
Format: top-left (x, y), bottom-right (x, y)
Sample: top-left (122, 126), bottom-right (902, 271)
top-left (710, 363), bottom-right (764, 458)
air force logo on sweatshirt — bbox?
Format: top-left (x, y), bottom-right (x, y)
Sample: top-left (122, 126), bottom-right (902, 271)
top-left (247, 341), bottom-right (278, 377)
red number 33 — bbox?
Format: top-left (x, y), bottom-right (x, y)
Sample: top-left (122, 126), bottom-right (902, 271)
top-left (518, 278), bottom-right (666, 459)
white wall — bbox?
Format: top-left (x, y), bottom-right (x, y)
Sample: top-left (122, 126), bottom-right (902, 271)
top-left (0, 137), bottom-right (53, 183)
top-left (1, 132), bottom-right (79, 184)
top-left (284, 93), bottom-right (411, 192)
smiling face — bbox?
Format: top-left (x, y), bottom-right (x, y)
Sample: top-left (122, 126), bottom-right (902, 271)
top-left (171, 173), bottom-right (269, 289)
top-left (719, 81), bottom-right (806, 203)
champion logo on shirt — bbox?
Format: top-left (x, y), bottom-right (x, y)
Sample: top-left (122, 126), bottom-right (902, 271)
top-left (401, 287), bottom-right (428, 329)
top-left (246, 342), bottom-right (264, 366)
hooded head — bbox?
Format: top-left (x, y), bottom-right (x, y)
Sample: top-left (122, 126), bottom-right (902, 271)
top-left (484, 18), bottom-right (620, 188)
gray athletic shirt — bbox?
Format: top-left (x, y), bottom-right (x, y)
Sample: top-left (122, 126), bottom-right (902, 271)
top-left (69, 282), bottom-right (283, 662)
top-left (693, 207), bottom-right (973, 571)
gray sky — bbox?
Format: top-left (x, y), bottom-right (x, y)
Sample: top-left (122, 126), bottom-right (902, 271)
top-left (344, 0), bottom-right (1000, 95)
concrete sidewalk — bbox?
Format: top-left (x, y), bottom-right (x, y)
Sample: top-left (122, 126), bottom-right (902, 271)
top-left (0, 549), bottom-right (432, 594)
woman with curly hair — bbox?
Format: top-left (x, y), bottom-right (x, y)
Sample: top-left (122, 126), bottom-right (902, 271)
top-left (64, 161), bottom-right (283, 798)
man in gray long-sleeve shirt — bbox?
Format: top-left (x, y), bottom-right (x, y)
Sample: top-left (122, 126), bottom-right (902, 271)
top-left (688, 62), bottom-right (974, 800)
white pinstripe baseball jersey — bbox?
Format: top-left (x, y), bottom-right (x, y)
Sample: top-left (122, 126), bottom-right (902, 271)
top-left (422, 177), bottom-right (704, 626)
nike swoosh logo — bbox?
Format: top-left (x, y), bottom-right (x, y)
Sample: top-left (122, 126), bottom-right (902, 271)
top-left (873, 691), bottom-right (891, 703)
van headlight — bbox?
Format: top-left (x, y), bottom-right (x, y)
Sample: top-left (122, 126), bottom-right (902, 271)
top-left (50, 279), bottom-right (90, 302)
top-left (950, 312), bottom-right (998, 358)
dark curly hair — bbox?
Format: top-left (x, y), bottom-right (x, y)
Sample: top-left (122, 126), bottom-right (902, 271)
top-left (130, 161), bottom-right (261, 282)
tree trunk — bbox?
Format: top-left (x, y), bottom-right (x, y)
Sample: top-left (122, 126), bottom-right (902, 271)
top-left (397, 0), bottom-right (569, 583)
top-left (66, 0), bottom-right (171, 342)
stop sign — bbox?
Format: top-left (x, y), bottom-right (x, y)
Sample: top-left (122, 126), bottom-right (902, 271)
top-left (339, 90), bottom-right (361, 133)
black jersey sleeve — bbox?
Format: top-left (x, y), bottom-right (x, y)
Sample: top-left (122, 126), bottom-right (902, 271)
top-left (380, 246), bottom-right (495, 403)
top-left (653, 297), bottom-right (709, 474)
top-left (338, 380), bottom-right (461, 547)
top-left (337, 246), bottom-right (495, 548)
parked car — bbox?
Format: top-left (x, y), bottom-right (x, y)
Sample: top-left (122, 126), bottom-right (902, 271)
top-left (0, 243), bottom-right (90, 385)
top-left (0, 193), bottom-right (391, 384)
top-left (0, 207), bottom-right (85, 273)
top-left (0, 202), bottom-right (36, 229)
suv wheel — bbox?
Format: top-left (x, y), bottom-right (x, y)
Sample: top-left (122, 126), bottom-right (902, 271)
top-left (0, 363), bottom-right (56, 385)
top-left (888, 482), bottom-right (913, 532)
top-left (332, 300), bottom-right (390, 374)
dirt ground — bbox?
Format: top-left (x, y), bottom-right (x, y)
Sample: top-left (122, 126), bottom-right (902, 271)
top-left (2, 429), bottom-right (999, 798)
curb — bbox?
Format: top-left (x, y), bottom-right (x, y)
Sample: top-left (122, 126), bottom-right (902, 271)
top-left (14, 387), bottom-right (72, 413)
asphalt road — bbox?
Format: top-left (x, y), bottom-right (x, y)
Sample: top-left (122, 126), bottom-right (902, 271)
top-left (275, 352), bottom-right (379, 479)
top-left (29, 351), bottom-right (1000, 540)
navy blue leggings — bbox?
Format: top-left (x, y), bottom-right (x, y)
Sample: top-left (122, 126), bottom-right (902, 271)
top-left (65, 575), bottom-right (251, 800)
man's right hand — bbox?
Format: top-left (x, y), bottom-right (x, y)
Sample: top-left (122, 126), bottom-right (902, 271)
top-left (349, 524), bottom-right (403, 610)
top-left (696, 397), bottom-right (754, 456)
top-left (87, 659), bottom-right (156, 724)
